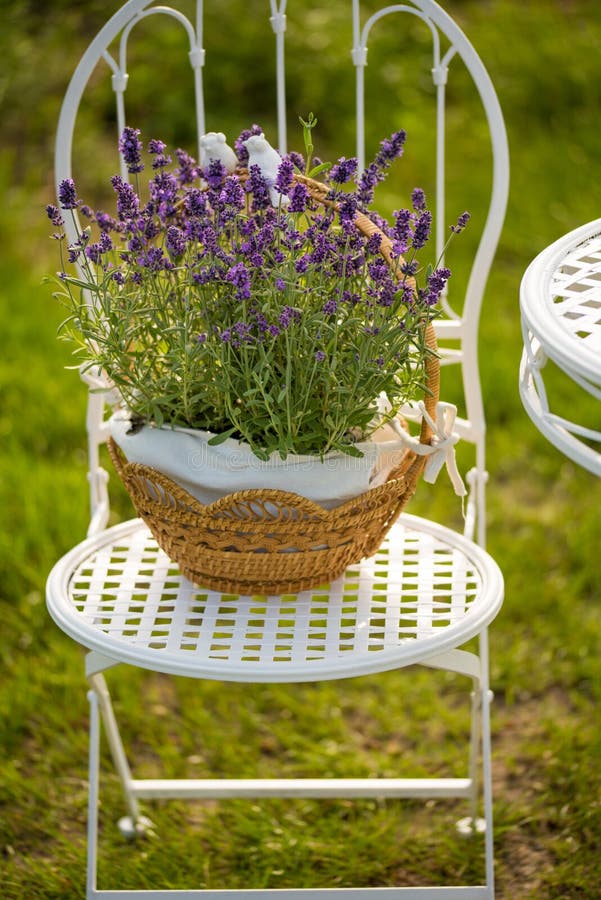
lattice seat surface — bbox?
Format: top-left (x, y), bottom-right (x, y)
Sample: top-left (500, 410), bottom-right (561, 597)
top-left (522, 227), bottom-right (601, 389)
top-left (550, 235), bottom-right (601, 357)
top-left (47, 514), bottom-right (502, 683)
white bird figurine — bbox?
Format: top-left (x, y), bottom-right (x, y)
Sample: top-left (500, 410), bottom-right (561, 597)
top-left (243, 133), bottom-right (290, 207)
top-left (199, 132), bottom-right (238, 174)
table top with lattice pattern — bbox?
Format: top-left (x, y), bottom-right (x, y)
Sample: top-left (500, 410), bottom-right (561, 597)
top-left (46, 515), bottom-right (503, 683)
top-left (521, 219), bottom-right (601, 387)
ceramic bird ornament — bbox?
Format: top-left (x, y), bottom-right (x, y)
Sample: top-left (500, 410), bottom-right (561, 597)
top-left (199, 132), bottom-right (238, 174)
top-left (243, 133), bottom-right (290, 207)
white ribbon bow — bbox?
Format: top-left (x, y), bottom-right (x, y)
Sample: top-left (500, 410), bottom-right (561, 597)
top-left (391, 401), bottom-right (466, 497)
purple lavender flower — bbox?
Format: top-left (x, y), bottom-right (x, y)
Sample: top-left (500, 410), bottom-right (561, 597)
top-left (165, 225), bottom-right (187, 258)
top-left (315, 349), bottom-right (326, 362)
top-left (411, 210), bottom-right (432, 250)
top-left (95, 210), bottom-right (120, 232)
top-left (338, 194), bottom-right (358, 229)
top-left (247, 164), bottom-right (270, 211)
top-left (268, 324), bottom-right (281, 337)
top-left (451, 211), bottom-right (471, 233)
top-left (153, 153), bottom-right (172, 170)
top-left (295, 255), bottom-right (310, 275)
top-left (219, 177), bottom-right (245, 215)
top-left (275, 278), bottom-right (286, 291)
top-left (184, 188), bottom-right (207, 217)
top-left (128, 235), bottom-right (144, 252)
top-left (365, 232), bottom-right (382, 256)
top-left (119, 127), bottom-right (144, 174)
top-left (308, 232), bottom-right (331, 265)
top-left (147, 139), bottom-right (171, 169)
top-left (393, 208), bottom-right (413, 250)
top-left (175, 147), bottom-right (199, 185)
top-left (288, 182), bottom-right (309, 214)
top-left (234, 321), bottom-right (253, 343)
top-left (148, 139), bottom-right (166, 155)
top-left (328, 156), bottom-right (358, 185)
top-left (421, 266), bottom-right (451, 305)
top-left (275, 157), bottom-right (294, 195)
top-left (46, 204), bottom-right (64, 227)
top-left (279, 306), bottom-right (301, 328)
top-left (226, 262), bottom-right (251, 300)
top-left (111, 175), bottom-right (140, 220)
top-left (368, 258), bottom-right (389, 284)
top-left (411, 187), bottom-right (426, 211)
top-left (322, 297), bottom-right (338, 315)
top-left (58, 178), bottom-right (79, 210)
top-left (85, 242), bottom-right (104, 264)
top-left (148, 247), bottom-right (173, 272)
top-left (375, 129), bottom-right (406, 166)
top-left (256, 222), bottom-right (275, 250)
top-left (148, 172), bottom-right (178, 221)
top-left (287, 150), bottom-right (305, 172)
top-left (400, 259), bottom-right (419, 276)
top-left (357, 129), bottom-right (407, 206)
top-left (375, 275), bottom-right (397, 308)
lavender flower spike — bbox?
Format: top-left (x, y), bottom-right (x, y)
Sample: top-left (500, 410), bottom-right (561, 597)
top-left (411, 187), bottom-right (426, 211)
top-left (46, 204), bottom-right (64, 227)
top-left (329, 156), bottom-right (358, 185)
top-left (275, 157), bottom-right (294, 196)
top-left (58, 178), bottom-right (79, 210)
top-left (451, 211), bottom-right (471, 233)
top-left (119, 127), bottom-right (144, 174)
top-left (411, 210), bottom-right (432, 250)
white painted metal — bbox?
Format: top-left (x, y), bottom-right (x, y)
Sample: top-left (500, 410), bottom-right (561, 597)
top-left (520, 218), bottom-right (601, 475)
top-left (350, 0), bottom-right (509, 546)
top-left (47, 515), bottom-right (502, 896)
top-left (48, 517), bottom-right (502, 682)
top-left (47, 2), bottom-right (507, 896)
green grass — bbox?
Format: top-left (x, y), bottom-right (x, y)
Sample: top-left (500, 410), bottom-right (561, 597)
top-left (2, 1), bottom-right (601, 897)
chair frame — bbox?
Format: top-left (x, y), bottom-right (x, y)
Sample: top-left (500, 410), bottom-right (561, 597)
top-left (47, 2), bottom-right (509, 897)
top-left (55, 0), bottom-right (509, 548)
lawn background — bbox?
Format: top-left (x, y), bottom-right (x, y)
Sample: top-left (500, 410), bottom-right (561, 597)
top-left (1, 0), bottom-right (600, 896)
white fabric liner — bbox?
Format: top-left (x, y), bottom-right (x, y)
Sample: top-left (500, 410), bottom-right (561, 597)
top-left (110, 400), bottom-right (465, 510)
top-left (110, 412), bottom-right (414, 510)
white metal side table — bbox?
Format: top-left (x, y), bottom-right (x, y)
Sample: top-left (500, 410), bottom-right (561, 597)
top-left (519, 218), bottom-right (601, 475)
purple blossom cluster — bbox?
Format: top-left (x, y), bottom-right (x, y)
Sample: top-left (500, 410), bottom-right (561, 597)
top-left (47, 123), bottom-right (467, 457)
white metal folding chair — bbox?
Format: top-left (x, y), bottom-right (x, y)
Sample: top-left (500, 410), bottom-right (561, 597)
top-left (46, 1), bottom-right (509, 896)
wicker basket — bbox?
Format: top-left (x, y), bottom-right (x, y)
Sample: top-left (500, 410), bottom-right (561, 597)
top-left (107, 175), bottom-right (440, 594)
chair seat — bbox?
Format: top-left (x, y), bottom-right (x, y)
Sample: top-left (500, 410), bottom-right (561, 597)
top-left (46, 513), bottom-right (503, 683)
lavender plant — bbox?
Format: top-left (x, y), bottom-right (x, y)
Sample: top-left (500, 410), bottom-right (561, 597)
top-left (47, 121), bottom-right (468, 461)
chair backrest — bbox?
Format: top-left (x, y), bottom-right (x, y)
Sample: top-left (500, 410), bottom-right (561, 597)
top-left (55, 0), bottom-right (509, 547)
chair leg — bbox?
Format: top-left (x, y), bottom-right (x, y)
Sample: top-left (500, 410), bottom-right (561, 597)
top-left (86, 688), bottom-right (100, 900)
top-left (87, 670), bottom-right (151, 837)
top-left (479, 631), bottom-right (495, 896)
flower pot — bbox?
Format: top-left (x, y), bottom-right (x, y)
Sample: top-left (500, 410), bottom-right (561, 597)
top-left (106, 324), bottom-right (439, 596)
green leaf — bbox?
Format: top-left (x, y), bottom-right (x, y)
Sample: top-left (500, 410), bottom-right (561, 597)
top-left (340, 444), bottom-right (364, 458)
top-left (307, 162), bottom-right (332, 178)
top-left (207, 428), bottom-right (237, 446)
